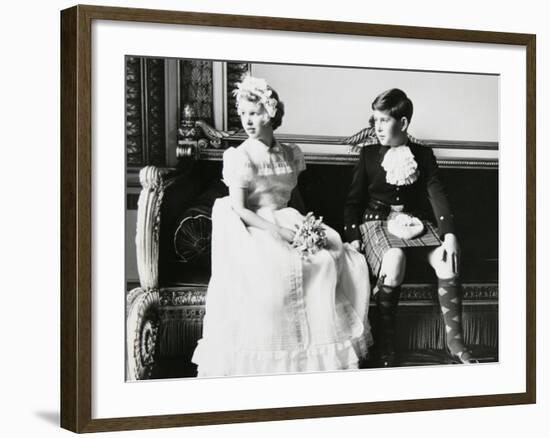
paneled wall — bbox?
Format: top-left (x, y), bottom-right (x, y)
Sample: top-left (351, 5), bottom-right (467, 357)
top-left (251, 63), bottom-right (499, 142)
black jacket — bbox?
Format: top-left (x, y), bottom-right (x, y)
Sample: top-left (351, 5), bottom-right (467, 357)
top-left (343, 141), bottom-right (455, 242)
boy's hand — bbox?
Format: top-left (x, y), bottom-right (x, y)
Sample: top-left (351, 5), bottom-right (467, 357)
top-left (441, 233), bottom-right (459, 274)
top-left (350, 240), bottom-right (363, 252)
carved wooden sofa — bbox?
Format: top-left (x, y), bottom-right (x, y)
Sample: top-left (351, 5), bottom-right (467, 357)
top-left (126, 149), bottom-right (498, 380)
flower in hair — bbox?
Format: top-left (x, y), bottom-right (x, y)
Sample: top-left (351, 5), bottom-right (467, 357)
top-left (233, 75), bottom-right (278, 118)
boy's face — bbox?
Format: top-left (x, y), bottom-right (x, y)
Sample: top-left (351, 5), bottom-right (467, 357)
top-left (373, 110), bottom-right (408, 146)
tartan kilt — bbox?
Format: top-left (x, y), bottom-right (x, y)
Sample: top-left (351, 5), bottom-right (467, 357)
top-left (359, 220), bottom-right (442, 277)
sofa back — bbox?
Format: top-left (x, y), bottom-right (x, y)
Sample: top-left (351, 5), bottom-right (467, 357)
top-left (158, 158), bottom-right (498, 287)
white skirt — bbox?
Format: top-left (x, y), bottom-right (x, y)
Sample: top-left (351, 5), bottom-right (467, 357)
top-left (192, 197), bottom-right (372, 377)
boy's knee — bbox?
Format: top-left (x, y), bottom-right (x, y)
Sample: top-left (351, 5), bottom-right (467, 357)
top-left (428, 249), bottom-right (458, 280)
top-left (432, 260), bottom-right (458, 280)
top-left (380, 249), bottom-right (406, 286)
top-left (436, 270), bottom-right (459, 282)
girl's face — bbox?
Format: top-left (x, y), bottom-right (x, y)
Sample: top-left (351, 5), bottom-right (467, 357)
top-left (373, 109), bottom-right (408, 146)
top-left (238, 100), bottom-right (271, 141)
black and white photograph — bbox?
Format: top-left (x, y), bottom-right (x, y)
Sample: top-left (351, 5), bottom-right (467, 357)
top-left (125, 58), bottom-right (499, 381)
top-left (4, 0), bottom-right (546, 435)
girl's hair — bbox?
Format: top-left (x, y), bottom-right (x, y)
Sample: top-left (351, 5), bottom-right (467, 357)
top-left (371, 88), bottom-right (413, 123)
top-left (234, 76), bottom-right (285, 130)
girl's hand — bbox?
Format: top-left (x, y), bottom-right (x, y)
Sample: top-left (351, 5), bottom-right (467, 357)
top-left (277, 227), bottom-right (296, 244)
top-left (441, 233), bottom-right (460, 275)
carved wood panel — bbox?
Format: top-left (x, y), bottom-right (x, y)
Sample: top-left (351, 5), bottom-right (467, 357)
top-left (125, 56), bottom-right (143, 165)
top-left (178, 60), bottom-right (214, 125)
top-left (146, 58), bottom-right (166, 166)
top-left (125, 57), bottom-right (166, 166)
top-left (226, 62), bottom-right (250, 130)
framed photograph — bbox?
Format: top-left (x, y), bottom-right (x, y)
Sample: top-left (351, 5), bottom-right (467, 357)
top-left (60, 4), bottom-right (536, 433)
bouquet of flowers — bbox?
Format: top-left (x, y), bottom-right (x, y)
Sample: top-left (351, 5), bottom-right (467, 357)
top-left (292, 212), bottom-right (328, 259)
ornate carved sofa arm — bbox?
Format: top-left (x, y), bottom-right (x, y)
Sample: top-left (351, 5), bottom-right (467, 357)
top-left (126, 166), bottom-right (165, 380)
top-left (127, 164), bottom-right (206, 379)
top-left (135, 166), bottom-right (165, 291)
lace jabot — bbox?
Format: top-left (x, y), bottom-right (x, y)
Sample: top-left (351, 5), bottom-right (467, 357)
top-left (381, 145), bottom-right (419, 186)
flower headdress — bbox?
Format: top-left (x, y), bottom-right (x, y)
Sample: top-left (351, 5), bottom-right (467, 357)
top-left (232, 75), bottom-right (279, 118)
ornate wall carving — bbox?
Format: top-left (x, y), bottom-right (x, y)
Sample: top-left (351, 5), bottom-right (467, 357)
top-left (125, 56), bottom-right (144, 165)
top-left (179, 60), bottom-right (214, 125)
top-left (125, 57), bottom-right (166, 167)
top-left (145, 58), bottom-right (166, 166)
top-left (226, 62), bottom-right (250, 130)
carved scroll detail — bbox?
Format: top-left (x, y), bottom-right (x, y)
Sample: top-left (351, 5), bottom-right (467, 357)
top-left (126, 288), bottom-right (160, 381)
top-left (135, 166), bottom-right (165, 290)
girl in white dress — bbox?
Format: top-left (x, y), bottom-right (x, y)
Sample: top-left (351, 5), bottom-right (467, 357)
top-left (192, 76), bottom-right (371, 377)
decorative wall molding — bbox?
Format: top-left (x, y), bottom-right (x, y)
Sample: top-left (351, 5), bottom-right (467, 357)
top-left (217, 132), bottom-right (499, 151)
top-left (198, 148), bottom-right (498, 169)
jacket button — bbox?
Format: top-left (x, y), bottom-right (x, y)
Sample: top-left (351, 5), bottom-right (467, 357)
top-left (396, 197), bottom-right (400, 201)
top-left (440, 216), bottom-right (444, 220)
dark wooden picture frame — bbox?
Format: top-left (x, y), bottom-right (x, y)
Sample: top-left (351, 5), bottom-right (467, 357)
top-left (60, 4), bottom-right (536, 433)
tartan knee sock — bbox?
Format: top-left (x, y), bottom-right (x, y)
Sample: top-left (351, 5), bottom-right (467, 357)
top-left (437, 277), bottom-right (468, 358)
top-left (375, 279), bottom-right (401, 352)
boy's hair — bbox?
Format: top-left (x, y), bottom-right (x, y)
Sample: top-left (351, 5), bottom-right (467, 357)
top-left (371, 88), bottom-right (413, 124)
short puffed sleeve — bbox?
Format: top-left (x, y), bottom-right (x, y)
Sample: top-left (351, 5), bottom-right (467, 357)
top-left (222, 147), bottom-right (254, 188)
top-left (289, 143), bottom-right (306, 173)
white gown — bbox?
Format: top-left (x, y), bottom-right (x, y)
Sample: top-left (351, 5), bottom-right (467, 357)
top-left (192, 138), bottom-right (372, 377)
